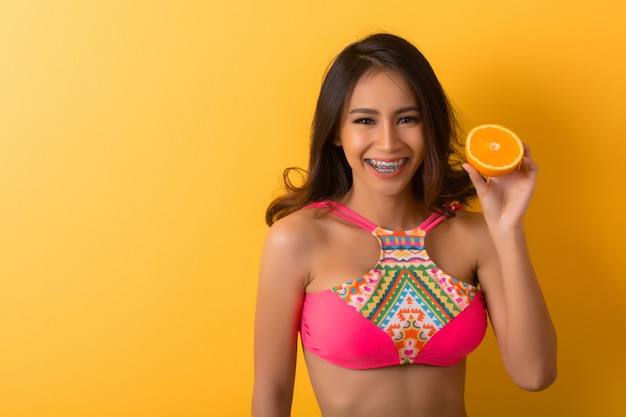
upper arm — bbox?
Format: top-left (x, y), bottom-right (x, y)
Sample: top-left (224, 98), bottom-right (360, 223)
top-left (466, 214), bottom-right (507, 338)
top-left (252, 216), bottom-right (313, 413)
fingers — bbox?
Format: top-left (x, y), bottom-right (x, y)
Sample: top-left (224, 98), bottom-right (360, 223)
top-left (518, 142), bottom-right (538, 175)
top-left (463, 142), bottom-right (537, 190)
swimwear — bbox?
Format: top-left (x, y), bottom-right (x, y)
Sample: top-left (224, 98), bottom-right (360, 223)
top-left (300, 201), bottom-right (487, 369)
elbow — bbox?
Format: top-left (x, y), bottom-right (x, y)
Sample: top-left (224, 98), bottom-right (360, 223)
top-left (513, 362), bottom-right (557, 392)
top-left (507, 332), bottom-right (558, 391)
top-left (251, 385), bottom-right (294, 417)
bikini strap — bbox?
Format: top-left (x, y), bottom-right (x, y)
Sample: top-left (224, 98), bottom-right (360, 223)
top-left (305, 201), bottom-right (462, 233)
top-left (419, 203), bottom-right (463, 232)
top-left (304, 201), bottom-right (377, 233)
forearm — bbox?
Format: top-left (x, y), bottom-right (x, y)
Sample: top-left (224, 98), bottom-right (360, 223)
top-left (490, 225), bottom-right (557, 390)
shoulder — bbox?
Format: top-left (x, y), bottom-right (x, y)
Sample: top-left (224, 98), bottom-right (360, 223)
top-left (264, 207), bottom-right (324, 254)
top-left (438, 209), bottom-right (494, 258)
top-left (448, 209), bottom-right (488, 232)
top-left (451, 209), bottom-right (495, 247)
top-left (446, 208), bottom-right (498, 268)
top-left (260, 207), bottom-right (327, 280)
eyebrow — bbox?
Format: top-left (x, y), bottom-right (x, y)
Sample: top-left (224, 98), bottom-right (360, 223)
top-left (348, 105), bottom-right (421, 115)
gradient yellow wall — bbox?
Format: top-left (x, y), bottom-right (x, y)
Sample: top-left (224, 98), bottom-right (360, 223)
top-left (1, 1), bottom-right (624, 416)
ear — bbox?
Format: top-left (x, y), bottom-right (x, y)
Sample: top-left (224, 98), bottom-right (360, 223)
top-left (332, 136), bottom-right (342, 146)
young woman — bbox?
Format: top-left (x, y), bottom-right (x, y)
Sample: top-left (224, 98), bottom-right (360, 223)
top-left (252, 33), bottom-right (557, 417)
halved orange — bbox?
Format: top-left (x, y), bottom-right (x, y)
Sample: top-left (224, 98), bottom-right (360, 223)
top-left (465, 124), bottom-right (524, 177)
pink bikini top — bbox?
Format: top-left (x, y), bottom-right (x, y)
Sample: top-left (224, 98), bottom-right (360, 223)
top-left (300, 201), bottom-right (487, 369)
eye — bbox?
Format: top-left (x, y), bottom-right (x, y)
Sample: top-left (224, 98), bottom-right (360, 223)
top-left (353, 118), bottom-right (375, 125)
top-left (398, 115), bottom-right (421, 124)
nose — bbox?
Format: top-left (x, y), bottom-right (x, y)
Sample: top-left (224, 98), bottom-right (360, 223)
top-left (375, 122), bottom-right (402, 152)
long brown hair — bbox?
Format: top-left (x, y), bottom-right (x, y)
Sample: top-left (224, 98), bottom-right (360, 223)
top-left (266, 33), bottom-right (475, 226)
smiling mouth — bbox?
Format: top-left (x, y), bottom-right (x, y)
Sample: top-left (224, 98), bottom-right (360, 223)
top-left (365, 158), bottom-right (409, 174)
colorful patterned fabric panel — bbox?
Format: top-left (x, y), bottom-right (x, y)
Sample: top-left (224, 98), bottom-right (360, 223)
top-left (332, 227), bottom-right (478, 364)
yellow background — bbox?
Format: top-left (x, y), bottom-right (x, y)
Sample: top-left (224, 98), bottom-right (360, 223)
top-left (1, 1), bottom-right (624, 416)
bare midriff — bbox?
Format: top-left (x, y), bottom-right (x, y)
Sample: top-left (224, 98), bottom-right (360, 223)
top-left (304, 351), bottom-right (468, 417)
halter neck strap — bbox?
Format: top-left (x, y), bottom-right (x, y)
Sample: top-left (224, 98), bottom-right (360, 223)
top-left (305, 201), bottom-right (377, 232)
top-left (304, 201), bottom-right (462, 233)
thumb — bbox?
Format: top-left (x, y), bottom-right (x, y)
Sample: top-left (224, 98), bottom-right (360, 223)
top-left (462, 163), bottom-right (488, 193)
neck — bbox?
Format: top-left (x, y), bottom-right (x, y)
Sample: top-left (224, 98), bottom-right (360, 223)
top-left (339, 190), bottom-right (427, 231)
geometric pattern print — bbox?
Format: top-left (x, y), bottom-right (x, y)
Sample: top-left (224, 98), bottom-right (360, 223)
top-left (333, 227), bottom-right (477, 364)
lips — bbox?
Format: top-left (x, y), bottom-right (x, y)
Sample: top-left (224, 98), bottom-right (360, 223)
top-left (365, 158), bottom-right (408, 174)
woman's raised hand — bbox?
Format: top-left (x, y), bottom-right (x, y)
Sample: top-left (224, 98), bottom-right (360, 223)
top-left (463, 142), bottom-right (538, 230)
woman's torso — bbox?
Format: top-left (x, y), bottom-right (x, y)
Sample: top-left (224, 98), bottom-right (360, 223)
top-left (297, 202), bottom-right (487, 417)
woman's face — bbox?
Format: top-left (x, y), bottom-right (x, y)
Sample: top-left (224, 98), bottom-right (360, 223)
top-left (336, 69), bottom-right (425, 199)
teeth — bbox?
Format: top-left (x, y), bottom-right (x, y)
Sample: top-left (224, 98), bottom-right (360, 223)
top-left (366, 158), bottom-right (407, 173)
